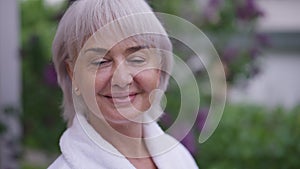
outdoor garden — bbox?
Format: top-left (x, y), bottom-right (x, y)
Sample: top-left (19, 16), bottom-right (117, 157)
top-left (14, 0), bottom-right (300, 168)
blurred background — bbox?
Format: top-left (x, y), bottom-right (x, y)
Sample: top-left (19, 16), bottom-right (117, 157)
top-left (0, 0), bottom-right (299, 168)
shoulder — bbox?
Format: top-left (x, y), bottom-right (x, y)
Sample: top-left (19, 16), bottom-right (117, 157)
top-left (151, 134), bottom-right (199, 169)
top-left (48, 155), bottom-right (71, 169)
top-left (172, 142), bottom-right (199, 168)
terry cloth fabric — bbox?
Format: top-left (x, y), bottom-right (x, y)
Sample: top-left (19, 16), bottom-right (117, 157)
top-left (48, 112), bottom-right (198, 169)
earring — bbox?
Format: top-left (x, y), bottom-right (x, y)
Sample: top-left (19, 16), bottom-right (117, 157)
top-left (74, 87), bottom-right (80, 95)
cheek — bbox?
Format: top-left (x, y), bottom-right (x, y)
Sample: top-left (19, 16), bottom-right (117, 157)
top-left (94, 69), bottom-right (113, 93)
top-left (76, 69), bottom-right (95, 94)
top-left (135, 70), bottom-right (160, 91)
top-left (74, 70), bottom-right (100, 113)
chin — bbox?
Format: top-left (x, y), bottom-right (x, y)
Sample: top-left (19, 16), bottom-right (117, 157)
top-left (97, 107), bottom-right (145, 124)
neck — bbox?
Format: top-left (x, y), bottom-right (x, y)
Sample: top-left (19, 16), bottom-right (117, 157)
top-left (88, 114), bottom-right (150, 158)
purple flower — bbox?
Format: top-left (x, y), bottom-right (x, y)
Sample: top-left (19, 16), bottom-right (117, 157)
top-left (249, 46), bottom-right (259, 59)
top-left (255, 33), bottom-right (271, 47)
top-left (43, 64), bottom-right (58, 87)
top-left (159, 112), bottom-right (174, 128)
top-left (168, 122), bottom-right (196, 154)
top-left (181, 130), bottom-right (197, 156)
top-left (196, 107), bottom-right (209, 132)
top-left (209, 0), bottom-right (220, 7)
top-left (203, 0), bottom-right (221, 24)
top-left (236, 0), bottom-right (264, 21)
top-left (221, 46), bottom-right (238, 63)
top-left (249, 65), bottom-right (260, 77)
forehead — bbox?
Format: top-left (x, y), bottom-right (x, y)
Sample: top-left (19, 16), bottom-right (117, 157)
top-left (83, 33), bottom-right (152, 52)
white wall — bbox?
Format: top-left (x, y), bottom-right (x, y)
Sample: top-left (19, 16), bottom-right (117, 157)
top-left (257, 0), bottom-right (300, 32)
top-left (229, 0), bottom-right (300, 109)
top-left (0, 0), bottom-right (20, 108)
top-left (0, 0), bottom-right (21, 168)
top-left (229, 52), bottom-right (300, 109)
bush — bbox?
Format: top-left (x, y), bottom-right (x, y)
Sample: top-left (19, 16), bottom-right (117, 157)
top-left (21, 0), bottom-right (66, 153)
top-left (196, 105), bottom-right (300, 169)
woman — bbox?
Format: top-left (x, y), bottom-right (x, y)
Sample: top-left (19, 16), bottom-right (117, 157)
top-left (48, 0), bottom-right (198, 168)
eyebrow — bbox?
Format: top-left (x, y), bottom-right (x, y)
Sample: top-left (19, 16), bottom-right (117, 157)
top-left (125, 45), bottom-right (149, 54)
top-left (84, 45), bottom-right (149, 55)
top-left (84, 47), bottom-right (108, 55)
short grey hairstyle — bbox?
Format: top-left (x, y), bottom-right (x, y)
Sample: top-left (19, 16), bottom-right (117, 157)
top-left (52, 0), bottom-right (173, 126)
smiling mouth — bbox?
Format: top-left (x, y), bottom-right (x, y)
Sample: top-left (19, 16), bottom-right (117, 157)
top-left (102, 93), bottom-right (138, 104)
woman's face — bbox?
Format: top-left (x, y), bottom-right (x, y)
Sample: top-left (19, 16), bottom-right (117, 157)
top-left (73, 36), bottom-right (161, 124)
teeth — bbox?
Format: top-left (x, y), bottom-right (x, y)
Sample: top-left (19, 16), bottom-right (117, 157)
top-left (113, 96), bottom-right (131, 103)
top-left (102, 93), bottom-right (136, 104)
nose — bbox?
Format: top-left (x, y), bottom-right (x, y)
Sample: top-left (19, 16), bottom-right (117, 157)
top-left (111, 61), bottom-right (133, 88)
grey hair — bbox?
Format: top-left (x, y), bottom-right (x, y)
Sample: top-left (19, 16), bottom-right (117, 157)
top-left (52, 0), bottom-right (173, 126)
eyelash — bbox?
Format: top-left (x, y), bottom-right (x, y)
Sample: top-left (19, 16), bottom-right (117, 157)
top-left (92, 59), bottom-right (111, 66)
top-left (128, 57), bottom-right (145, 63)
top-left (91, 56), bottom-right (146, 67)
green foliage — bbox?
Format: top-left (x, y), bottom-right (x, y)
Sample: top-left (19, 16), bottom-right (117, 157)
top-left (20, 1), bottom-right (283, 169)
top-left (150, 0), bottom-right (266, 84)
top-left (21, 0), bottom-right (66, 153)
top-left (0, 105), bottom-right (20, 133)
top-left (22, 163), bottom-right (45, 169)
top-left (197, 105), bottom-right (300, 169)
top-left (0, 123), bottom-right (4, 133)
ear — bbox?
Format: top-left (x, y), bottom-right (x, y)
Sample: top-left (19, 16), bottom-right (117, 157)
top-left (156, 69), bottom-right (161, 88)
top-left (65, 60), bottom-right (81, 95)
top-left (65, 60), bottom-right (74, 80)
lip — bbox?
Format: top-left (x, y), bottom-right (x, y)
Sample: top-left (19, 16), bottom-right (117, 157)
top-left (101, 93), bottom-right (138, 105)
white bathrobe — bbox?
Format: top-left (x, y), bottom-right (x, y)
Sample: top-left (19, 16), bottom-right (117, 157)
top-left (48, 112), bottom-right (198, 169)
